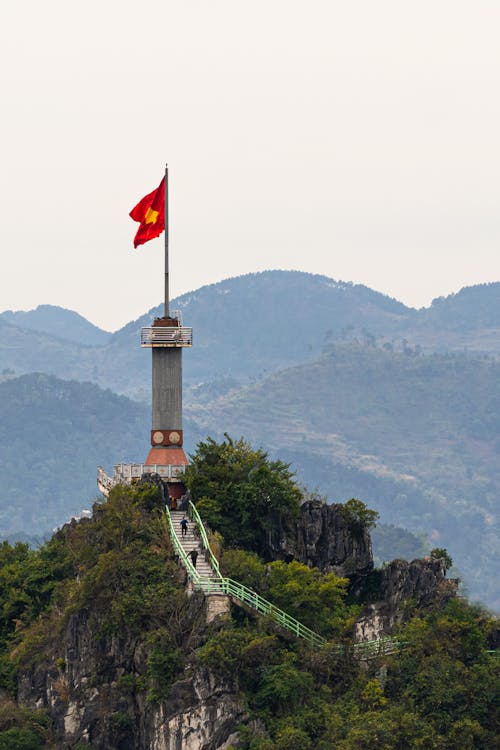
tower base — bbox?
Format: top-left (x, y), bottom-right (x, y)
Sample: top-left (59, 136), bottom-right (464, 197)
top-left (97, 445), bottom-right (189, 498)
top-left (144, 446), bottom-right (189, 467)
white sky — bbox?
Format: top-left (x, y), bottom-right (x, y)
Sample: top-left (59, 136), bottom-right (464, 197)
top-left (0, 0), bottom-right (498, 331)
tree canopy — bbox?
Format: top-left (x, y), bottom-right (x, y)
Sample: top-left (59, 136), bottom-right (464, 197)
top-left (184, 434), bottom-right (302, 553)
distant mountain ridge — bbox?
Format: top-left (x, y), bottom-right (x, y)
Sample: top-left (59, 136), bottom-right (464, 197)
top-left (0, 304), bottom-right (111, 346)
top-left (0, 373), bottom-right (149, 535)
top-left (0, 272), bottom-right (498, 398)
top-left (417, 282), bottom-right (500, 330)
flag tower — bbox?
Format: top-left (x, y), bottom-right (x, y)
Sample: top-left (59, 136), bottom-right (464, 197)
top-left (97, 166), bottom-right (192, 499)
top-left (141, 165), bottom-right (192, 499)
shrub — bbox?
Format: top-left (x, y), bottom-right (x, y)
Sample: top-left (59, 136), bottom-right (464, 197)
top-left (0, 727), bottom-right (44, 750)
top-left (340, 499), bottom-right (379, 532)
top-left (430, 547), bottom-right (453, 570)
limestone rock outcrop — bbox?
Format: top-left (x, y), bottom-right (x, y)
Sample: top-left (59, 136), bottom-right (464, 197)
top-left (355, 556), bottom-right (459, 641)
top-left (272, 499), bottom-right (374, 578)
top-left (18, 598), bottom-right (245, 750)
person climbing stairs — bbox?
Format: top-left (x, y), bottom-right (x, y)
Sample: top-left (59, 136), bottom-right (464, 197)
top-left (169, 510), bottom-right (223, 591)
top-left (167, 505), bottom-right (398, 655)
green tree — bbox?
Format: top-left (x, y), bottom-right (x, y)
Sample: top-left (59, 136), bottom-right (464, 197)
top-left (0, 727), bottom-right (44, 750)
top-left (221, 549), bottom-right (267, 592)
top-left (340, 499), bottom-right (379, 532)
top-left (430, 547), bottom-right (453, 569)
top-left (185, 435), bottom-right (301, 553)
top-left (385, 600), bottom-right (499, 744)
top-left (254, 659), bottom-right (314, 715)
top-left (221, 550), bottom-right (356, 638)
top-left (197, 625), bottom-right (279, 690)
top-left (267, 561), bottom-right (353, 637)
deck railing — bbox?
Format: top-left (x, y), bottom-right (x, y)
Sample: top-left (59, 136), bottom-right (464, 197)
top-left (353, 636), bottom-right (402, 658)
top-left (97, 463), bottom-right (187, 497)
top-left (114, 463), bottom-right (186, 480)
top-left (141, 326), bottom-right (193, 347)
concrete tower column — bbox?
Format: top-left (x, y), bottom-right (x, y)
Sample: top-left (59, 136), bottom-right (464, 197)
top-left (152, 347), bottom-right (183, 437)
top-left (141, 313), bottom-right (193, 498)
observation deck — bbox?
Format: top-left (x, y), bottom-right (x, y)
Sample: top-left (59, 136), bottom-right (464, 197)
top-left (97, 462), bottom-right (187, 497)
top-left (141, 310), bottom-right (192, 348)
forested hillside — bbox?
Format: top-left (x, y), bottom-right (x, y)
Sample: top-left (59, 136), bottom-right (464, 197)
top-left (0, 374), bottom-right (149, 536)
top-left (0, 372), bottom-right (210, 539)
top-left (0, 466), bottom-right (496, 748)
top-left (0, 272), bottom-right (498, 608)
top-left (187, 343), bottom-right (500, 609)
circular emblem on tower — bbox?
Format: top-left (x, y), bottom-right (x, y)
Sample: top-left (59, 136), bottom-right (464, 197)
top-left (150, 429), bottom-right (184, 446)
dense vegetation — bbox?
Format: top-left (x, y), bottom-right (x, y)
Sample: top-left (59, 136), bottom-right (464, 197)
top-left (186, 439), bottom-right (498, 749)
top-left (0, 439), bottom-right (497, 748)
top-left (0, 482), bottom-right (196, 747)
top-left (184, 435), bottom-right (301, 554)
top-left (203, 598), bottom-right (498, 750)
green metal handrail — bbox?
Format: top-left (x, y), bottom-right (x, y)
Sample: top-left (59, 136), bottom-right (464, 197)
top-left (164, 504), bottom-right (201, 584)
top-left (218, 577), bottom-right (326, 648)
top-left (166, 505), bottom-right (325, 647)
top-left (166, 504), bottom-right (402, 655)
top-left (189, 500), bottom-right (222, 576)
top-left (353, 636), bottom-right (402, 657)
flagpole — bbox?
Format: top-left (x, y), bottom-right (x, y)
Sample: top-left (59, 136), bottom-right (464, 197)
top-left (164, 163), bottom-right (169, 318)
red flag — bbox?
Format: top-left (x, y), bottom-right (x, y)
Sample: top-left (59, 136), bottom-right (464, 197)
top-left (129, 177), bottom-right (165, 248)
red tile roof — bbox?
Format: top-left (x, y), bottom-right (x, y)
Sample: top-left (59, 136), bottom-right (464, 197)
top-left (144, 446), bottom-right (189, 466)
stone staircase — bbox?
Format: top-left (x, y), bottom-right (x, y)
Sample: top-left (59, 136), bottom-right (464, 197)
top-left (169, 510), bottom-right (222, 590)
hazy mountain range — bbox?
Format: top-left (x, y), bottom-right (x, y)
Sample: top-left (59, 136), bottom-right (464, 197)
top-left (1, 272), bottom-right (499, 398)
top-left (0, 271), bottom-right (498, 608)
top-left (0, 304), bottom-right (111, 346)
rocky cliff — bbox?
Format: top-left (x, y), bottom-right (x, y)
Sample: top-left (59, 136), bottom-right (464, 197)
top-left (279, 499), bottom-right (374, 577)
top-left (267, 498), bottom-right (457, 643)
top-left (18, 596), bottom-right (246, 750)
top-left (355, 556), bottom-right (459, 641)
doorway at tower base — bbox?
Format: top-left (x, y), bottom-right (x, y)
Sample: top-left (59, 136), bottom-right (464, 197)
top-left (145, 445), bottom-right (189, 503)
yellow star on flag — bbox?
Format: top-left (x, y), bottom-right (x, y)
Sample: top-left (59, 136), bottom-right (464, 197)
top-left (145, 207), bottom-right (159, 225)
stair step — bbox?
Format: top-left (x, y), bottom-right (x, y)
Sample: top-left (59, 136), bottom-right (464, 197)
top-left (168, 510), bottom-right (221, 583)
